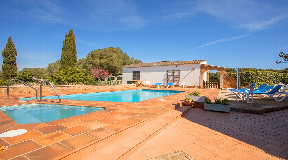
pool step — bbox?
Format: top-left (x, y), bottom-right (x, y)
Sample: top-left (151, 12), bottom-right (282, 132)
top-left (58, 103), bottom-right (182, 160)
top-left (80, 106), bottom-right (192, 160)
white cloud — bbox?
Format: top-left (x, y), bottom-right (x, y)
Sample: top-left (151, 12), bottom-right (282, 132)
top-left (242, 13), bottom-right (288, 30)
top-left (259, 47), bottom-right (288, 53)
top-left (194, 0), bottom-right (288, 31)
top-left (13, 0), bottom-right (64, 23)
top-left (195, 0), bottom-right (261, 21)
top-left (77, 39), bottom-right (101, 48)
top-left (86, 0), bottom-right (147, 29)
top-left (160, 12), bottom-right (194, 20)
top-left (192, 34), bottom-right (250, 50)
top-left (120, 15), bottom-right (147, 29)
top-left (9, 0), bottom-right (147, 30)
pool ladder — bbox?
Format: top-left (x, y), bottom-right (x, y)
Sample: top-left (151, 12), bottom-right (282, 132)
top-left (40, 81), bottom-right (61, 103)
top-left (7, 79), bottom-right (38, 100)
top-left (7, 79), bottom-right (61, 103)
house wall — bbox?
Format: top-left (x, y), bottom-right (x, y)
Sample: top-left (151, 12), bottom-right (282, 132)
top-left (203, 71), bottom-right (208, 82)
top-left (122, 64), bottom-right (202, 86)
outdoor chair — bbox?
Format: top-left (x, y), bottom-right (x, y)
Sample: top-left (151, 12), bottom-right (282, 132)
top-left (251, 85), bottom-right (274, 93)
top-left (254, 84), bottom-right (268, 91)
top-left (143, 81), bottom-right (150, 87)
top-left (244, 85), bottom-right (287, 102)
top-left (245, 87), bottom-right (254, 103)
top-left (151, 83), bottom-right (163, 88)
top-left (230, 84), bottom-right (268, 93)
top-left (227, 83), bottom-right (256, 93)
top-left (180, 82), bottom-right (186, 88)
top-left (279, 84), bottom-right (288, 92)
top-left (249, 83), bottom-right (256, 88)
top-left (233, 85), bottom-right (273, 101)
top-left (165, 83), bottom-right (174, 88)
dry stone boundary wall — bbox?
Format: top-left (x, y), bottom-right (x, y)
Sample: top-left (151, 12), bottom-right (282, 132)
top-left (0, 84), bottom-right (136, 94)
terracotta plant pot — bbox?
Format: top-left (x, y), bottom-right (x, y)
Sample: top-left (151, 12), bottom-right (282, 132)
top-left (182, 100), bottom-right (192, 106)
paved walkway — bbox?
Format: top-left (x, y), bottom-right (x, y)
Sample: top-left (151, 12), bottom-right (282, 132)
top-left (128, 108), bottom-right (288, 160)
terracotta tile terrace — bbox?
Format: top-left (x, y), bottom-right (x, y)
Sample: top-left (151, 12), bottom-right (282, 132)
top-left (0, 85), bottom-right (287, 159)
top-left (0, 85), bottom-right (219, 159)
top-left (128, 108), bottom-right (288, 160)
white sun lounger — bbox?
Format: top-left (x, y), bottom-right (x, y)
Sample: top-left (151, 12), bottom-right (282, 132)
top-left (244, 85), bottom-right (287, 102)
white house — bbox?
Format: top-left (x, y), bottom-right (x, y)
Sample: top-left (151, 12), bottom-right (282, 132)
top-left (122, 60), bottom-right (210, 87)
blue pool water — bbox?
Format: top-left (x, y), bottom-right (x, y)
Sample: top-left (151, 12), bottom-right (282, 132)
top-left (0, 104), bottom-right (105, 124)
top-left (20, 89), bottom-right (183, 102)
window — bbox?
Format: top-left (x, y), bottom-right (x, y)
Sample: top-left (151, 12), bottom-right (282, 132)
top-left (133, 71), bottom-right (140, 80)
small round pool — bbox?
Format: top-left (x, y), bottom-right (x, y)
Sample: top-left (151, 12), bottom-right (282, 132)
top-left (0, 104), bottom-right (105, 124)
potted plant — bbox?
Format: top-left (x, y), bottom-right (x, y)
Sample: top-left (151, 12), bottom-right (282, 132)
top-left (205, 97), bottom-right (212, 104)
top-left (221, 98), bottom-right (229, 105)
top-left (215, 98), bottom-right (222, 104)
top-left (204, 97), bottom-right (230, 112)
top-left (185, 91), bottom-right (206, 102)
top-left (182, 97), bottom-right (192, 106)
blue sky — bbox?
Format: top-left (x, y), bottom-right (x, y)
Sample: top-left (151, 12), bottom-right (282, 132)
top-left (0, 0), bottom-right (288, 71)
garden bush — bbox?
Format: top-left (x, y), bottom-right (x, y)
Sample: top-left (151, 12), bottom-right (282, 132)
top-left (227, 70), bottom-right (288, 87)
top-left (51, 66), bottom-right (94, 85)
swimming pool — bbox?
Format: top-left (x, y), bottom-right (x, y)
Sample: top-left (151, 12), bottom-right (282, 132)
top-left (20, 89), bottom-right (183, 102)
top-left (0, 104), bottom-right (105, 124)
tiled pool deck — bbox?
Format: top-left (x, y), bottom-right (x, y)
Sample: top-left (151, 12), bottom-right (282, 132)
top-left (128, 108), bottom-right (288, 160)
top-left (0, 87), bottom-right (287, 159)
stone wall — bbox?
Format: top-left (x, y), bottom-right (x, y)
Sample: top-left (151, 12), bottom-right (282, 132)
top-left (223, 74), bottom-right (237, 88)
top-left (0, 84), bottom-right (137, 94)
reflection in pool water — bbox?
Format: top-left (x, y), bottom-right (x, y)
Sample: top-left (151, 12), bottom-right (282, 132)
top-left (0, 104), bottom-right (105, 124)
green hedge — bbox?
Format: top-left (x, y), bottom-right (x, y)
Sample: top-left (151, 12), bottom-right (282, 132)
top-left (227, 70), bottom-right (288, 87)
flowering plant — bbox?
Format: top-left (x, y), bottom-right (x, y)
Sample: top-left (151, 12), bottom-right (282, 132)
top-left (90, 69), bottom-right (112, 81)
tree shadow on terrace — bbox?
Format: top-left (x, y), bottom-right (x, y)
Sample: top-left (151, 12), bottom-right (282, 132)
top-left (182, 108), bottom-right (288, 159)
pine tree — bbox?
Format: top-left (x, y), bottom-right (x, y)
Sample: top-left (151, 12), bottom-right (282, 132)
top-left (61, 29), bottom-right (77, 69)
top-left (1, 37), bottom-right (17, 80)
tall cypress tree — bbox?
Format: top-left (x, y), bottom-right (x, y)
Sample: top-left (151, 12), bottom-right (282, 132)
top-left (1, 37), bottom-right (17, 80)
top-left (61, 29), bottom-right (77, 69)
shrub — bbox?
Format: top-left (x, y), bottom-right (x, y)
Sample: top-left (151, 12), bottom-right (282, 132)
top-left (52, 66), bottom-right (94, 85)
top-left (17, 68), bottom-right (47, 82)
top-left (205, 97), bottom-right (212, 104)
top-left (188, 91), bottom-right (200, 96)
top-left (227, 70), bottom-right (288, 87)
top-left (214, 98), bottom-right (222, 104)
top-left (221, 98), bottom-right (229, 105)
top-left (185, 97), bottom-right (192, 100)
